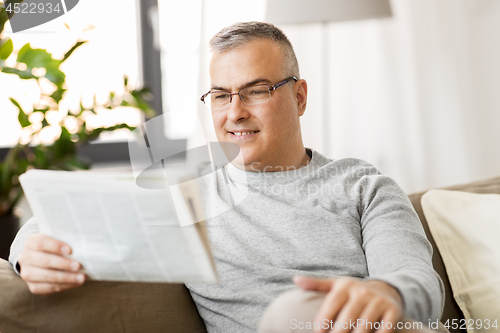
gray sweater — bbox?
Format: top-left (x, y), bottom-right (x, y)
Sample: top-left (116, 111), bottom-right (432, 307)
top-left (186, 149), bottom-right (443, 332)
top-left (10, 149), bottom-right (443, 332)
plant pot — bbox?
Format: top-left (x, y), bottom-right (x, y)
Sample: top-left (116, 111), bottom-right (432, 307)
top-left (0, 213), bottom-right (20, 261)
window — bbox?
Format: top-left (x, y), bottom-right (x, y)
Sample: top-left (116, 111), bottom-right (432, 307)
top-left (0, 0), bottom-right (147, 162)
top-left (157, 0), bottom-right (202, 139)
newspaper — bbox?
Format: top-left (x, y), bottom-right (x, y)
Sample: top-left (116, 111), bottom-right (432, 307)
top-left (19, 168), bottom-right (218, 284)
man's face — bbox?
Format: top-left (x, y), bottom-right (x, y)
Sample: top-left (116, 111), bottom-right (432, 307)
top-left (209, 39), bottom-right (307, 170)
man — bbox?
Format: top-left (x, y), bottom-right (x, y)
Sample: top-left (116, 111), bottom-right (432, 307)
top-left (10, 22), bottom-right (443, 333)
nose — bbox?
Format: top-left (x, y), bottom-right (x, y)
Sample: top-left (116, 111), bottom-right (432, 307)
top-left (227, 92), bottom-right (250, 122)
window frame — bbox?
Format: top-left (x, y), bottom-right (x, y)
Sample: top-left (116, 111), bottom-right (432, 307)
top-left (0, 0), bottom-right (186, 165)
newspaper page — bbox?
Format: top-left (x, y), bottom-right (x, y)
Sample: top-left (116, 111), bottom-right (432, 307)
top-left (19, 168), bottom-right (218, 284)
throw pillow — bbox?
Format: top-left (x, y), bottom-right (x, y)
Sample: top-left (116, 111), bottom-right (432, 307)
top-left (421, 190), bottom-right (500, 333)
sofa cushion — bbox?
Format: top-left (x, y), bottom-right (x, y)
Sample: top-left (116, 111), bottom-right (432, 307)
top-left (0, 258), bottom-right (207, 333)
top-left (422, 190), bottom-right (500, 333)
top-left (407, 176), bottom-right (500, 332)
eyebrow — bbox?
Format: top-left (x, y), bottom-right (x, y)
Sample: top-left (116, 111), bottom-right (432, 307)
top-left (210, 78), bottom-right (271, 91)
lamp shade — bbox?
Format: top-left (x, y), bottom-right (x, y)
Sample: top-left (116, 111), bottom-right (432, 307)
top-left (265, 0), bottom-right (392, 24)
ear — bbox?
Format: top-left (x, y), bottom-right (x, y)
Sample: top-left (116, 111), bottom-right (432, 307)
top-left (295, 79), bottom-right (308, 116)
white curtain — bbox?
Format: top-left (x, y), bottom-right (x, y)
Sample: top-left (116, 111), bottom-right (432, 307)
top-left (193, 0), bottom-right (500, 194)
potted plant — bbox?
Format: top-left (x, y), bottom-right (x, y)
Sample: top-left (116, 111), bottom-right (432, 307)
top-left (0, 1), bottom-right (155, 259)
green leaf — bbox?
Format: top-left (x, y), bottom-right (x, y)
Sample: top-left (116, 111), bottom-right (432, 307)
top-left (31, 146), bottom-right (47, 169)
top-left (124, 75), bottom-right (128, 87)
top-left (56, 155), bottom-right (91, 171)
top-left (120, 99), bottom-right (132, 107)
top-left (52, 127), bottom-right (76, 159)
top-left (76, 101), bottom-right (86, 117)
top-left (44, 63), bottom-right (65, 87)
top-left (0, 37), bottom-right (13, 60)
top-left (33, 107), bottom-right (49, 114)
top-left (10, 97), bottom-right (31, 128)
top-left (1, 66), bottom-right (37, 79)
top-left (132, 89), bottom-right (155, 117)
top-left (14, 43), bottom-right (66, 86)
top-left (50, 88), bottom-right (66, 103)
top-left (0, 163), bottom-right (10, 197)
top-left (87, 123), bottom-right (136, 141)
top-left (61, 41), bottom-right (87, 63)
top-left (17, 44), bottom-right (57, 69)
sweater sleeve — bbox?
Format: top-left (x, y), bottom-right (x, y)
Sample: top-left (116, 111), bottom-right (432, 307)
top-left (8, 216), bottom-right (40, 275)
top-left (357, 173), bottom-right (444, 324)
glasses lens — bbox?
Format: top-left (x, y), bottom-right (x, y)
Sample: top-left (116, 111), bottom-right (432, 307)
top-left (206, 91), bottom-right (230, 110)
top-left (240, 85), bottom-right (271, 105)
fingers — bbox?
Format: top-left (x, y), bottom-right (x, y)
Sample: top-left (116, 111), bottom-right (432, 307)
top-left (304, 277), bottom-right (403, 333)
top-left (20, 265), bottom-right (85, 284)
top-left (353, 300), bottom-right (386, 333)
top-left (317, 280), bottom-right (368, 333)
top-left (21, 250), bottom-right (81, 272)
top-left (314, 287), bottom-right (349, 331)
top-left (329, 297), bottom-right (369, 333)
top-left (378, 307), bottom-right (402, 333)
top-left (26, 282), bottom-right (84, 295)
top-left (294, 275), bottom-right (334, 292)
top-left (17, 234), bottom-right (86, 295)
top-left (18, 234), bottom-right (81, 273)
top-left (26, 234), bottom-right (72, 256)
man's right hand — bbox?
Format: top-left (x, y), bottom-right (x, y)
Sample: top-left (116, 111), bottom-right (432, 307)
top-left (17, 234), bottom-right (86, 295)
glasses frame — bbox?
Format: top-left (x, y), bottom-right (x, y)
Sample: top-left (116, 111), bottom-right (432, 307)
top-left (200, 76), bottom-right (298, 111)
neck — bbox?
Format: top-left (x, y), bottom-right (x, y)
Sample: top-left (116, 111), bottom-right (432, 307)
top-left (235, 147), bottom-right (311, 172)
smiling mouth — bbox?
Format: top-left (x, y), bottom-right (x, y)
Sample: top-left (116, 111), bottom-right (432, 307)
top-left (229, 131), bottom-right (260, 136)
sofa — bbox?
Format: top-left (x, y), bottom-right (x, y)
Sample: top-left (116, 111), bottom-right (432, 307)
top-left (1, 176), bottom-right (499, 333)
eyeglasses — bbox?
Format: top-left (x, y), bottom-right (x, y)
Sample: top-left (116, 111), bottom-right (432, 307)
top-left (200, 76), bottom-right (298, 111)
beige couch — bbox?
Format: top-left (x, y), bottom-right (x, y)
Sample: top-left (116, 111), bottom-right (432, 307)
top-left (2, 176), bottom-right (498, 333)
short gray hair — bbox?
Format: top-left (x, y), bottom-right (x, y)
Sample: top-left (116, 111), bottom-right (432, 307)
top-left (209, 21), bottom-right (300, 79)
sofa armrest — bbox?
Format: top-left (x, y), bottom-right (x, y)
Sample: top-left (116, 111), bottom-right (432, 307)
top-left (0, 259), bottom-right (207, 333)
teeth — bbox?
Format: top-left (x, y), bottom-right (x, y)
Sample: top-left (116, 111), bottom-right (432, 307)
top-left (233, 131), bottom-right (258, 136)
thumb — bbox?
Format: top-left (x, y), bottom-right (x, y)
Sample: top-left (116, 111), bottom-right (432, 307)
top-left (293, 275), bottom-right (334, 292)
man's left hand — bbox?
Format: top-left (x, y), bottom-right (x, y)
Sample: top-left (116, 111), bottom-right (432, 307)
top-left (293, 275), bottom-right (404, 333)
